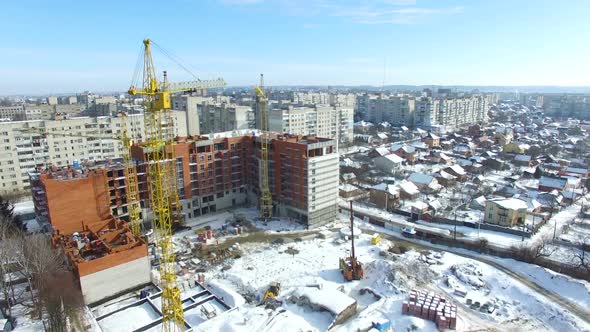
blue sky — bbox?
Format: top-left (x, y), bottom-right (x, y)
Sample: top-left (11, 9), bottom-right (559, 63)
top-left (1, 0), bottom-right (589, 94)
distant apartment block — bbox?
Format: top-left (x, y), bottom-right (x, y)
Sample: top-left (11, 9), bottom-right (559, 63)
top-left (0, 105), bottom-right (25, 121)
top-left (171, 94), bottom-right (232, 135)
top-left (267, 91), bottom-right (356, 107)
top-left (357, 93), bottom-right (495, 133)
top-left (543, 94), bottom-right (590, 120)
top-left (268, 105), bottom-right (354, 145)
top-left (357, 94), bottom-right (415, 126)
top-left (46, 96), bottom-right (58, 105)
top-left (0, 112), bottom-right (187, 194)
top-left (200, 103), bottom-right (255, 134)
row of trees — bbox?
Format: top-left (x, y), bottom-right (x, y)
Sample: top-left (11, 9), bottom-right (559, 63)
top-left (0, 195), bottom-right (84, 331)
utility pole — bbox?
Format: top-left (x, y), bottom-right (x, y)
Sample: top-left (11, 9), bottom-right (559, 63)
top-left (454, 209), bottom-right (457, 241)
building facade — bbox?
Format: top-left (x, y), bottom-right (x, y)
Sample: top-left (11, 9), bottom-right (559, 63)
top-left (414, 96), bottom-right (492, 133)
top-left (268, 105), bottom-right (353, 146)
top-left (0, 112), bottom-right (187, 194)
top-left (484, 198), bottom-right (528, 227)
top-left (357, 93), bottom-right (495, 133)
top-left (200, 103), bottom-right (255, 134)
top-left (0, 105), bottom-right (25, 121)
top-left (131, 131), bottom-right (339, 228)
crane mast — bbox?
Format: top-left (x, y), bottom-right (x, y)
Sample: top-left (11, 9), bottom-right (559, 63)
top-left (131, 39), bottom-right (184, 332)
top-left (128, 38), bottom-right (226, 332)
top-left (254, 74), bottom-right (272, 220)
top-left (121, 114), bottom-right (142, 237)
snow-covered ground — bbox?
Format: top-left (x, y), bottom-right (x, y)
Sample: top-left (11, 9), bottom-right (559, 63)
top-left (187, 224), bottom-right (590, 332)
top-left (414, 219), bottom-right (526, 248)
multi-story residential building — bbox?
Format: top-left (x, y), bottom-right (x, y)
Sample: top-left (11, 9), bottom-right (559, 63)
top-left (0, 105), bottom-right (25, 121)
top-left (543, 94), bottom-right (590, 120)
top-left (357, 93), bottom-right (494, 132)
top-left (58, 96), bottom-right (78, 104)
top-left (268, 105), bottom-right (354, 145)
top-left (200, 103), bottom-right (255, 134)
top-left (0, 112), bottom-right (187, 195)
top-left (414, 95), bottom-right (492, 133)
top-left (356, 94), bottom-right (415, 126)
top-left (171, 95), bottom-right (232, 135)
top-left (132, 131), bottom-right (339, 228)
top-left (293, 92), bottom-right (330, 105)
top-left (329, 93), bottom-right (356, 107)
top-left (47, 96), bottom-right (58, 105)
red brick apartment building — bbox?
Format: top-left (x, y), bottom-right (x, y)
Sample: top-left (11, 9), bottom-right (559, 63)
top-left (32, 130), bottom-right (339, 233)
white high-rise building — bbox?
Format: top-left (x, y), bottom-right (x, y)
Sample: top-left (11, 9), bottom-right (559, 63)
top-left (358, 93), bottom-right (494, 133)
top-left (268, 105), bottom-right (354, 145)
top-left (0, 112), bottom-right (187, 194)
top-left (414, 95), bottom-right (492, 133)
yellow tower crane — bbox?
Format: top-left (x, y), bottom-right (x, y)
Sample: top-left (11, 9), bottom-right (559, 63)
top-left (254, 74), bottom-right (272, 220)
top-left (128, 38), bottom-right (226, 332)
top-left (120, 114), bottom-right (142, 236)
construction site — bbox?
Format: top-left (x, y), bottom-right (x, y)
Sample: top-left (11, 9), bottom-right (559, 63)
top-left (8, 39), bottom-right (590, 332)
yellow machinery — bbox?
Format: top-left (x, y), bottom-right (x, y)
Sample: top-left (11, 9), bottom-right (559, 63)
top-left (371, 233), bottom-right (382, 245)
top-left (128, 39), bottom-right (225, 332)
top-left (120, 114), bottom-right (142, 237)
top-left (260, 282), bottom-right (281, 305)
top-left (253, 74), bottom-right (272, 220)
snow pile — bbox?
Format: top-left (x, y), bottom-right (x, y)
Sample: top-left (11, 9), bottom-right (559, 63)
top-left (290, 287), bottom-right (356, 315)
top-left (206, 280), bottom-right (246, 308)
top-left (451, 262), bottom-right (485, 289)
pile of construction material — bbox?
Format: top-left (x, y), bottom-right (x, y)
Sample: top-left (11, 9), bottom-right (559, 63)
top-left (402, 289), bottom-right (457, 330)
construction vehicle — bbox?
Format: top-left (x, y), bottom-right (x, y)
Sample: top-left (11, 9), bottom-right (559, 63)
top-left (371, 233), bottom-right (382, 245)
top-left (253, 74), bottom-right (273, 220)
top-left (128, 38), bottom-right (226, 332)
top-left (260, 282), bottom-right (281, 305)
top-left (339, 201), bottom-right (364, 281)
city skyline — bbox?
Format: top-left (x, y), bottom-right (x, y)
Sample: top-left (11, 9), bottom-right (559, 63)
top-left (1, 0), bottom-right (590, 94)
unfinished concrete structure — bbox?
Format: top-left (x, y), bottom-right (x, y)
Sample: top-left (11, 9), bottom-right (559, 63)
top-left (29, 161), bottom-right (141, 232)
top-left (52, 218), bottom-right (150, 304)
top-left (30, 164), bottom-right (149, 304)
top-left (93, 281), bottom-right (233, 331)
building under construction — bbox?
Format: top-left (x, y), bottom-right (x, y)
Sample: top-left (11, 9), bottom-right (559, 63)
top-left (28, 130), bottom-right (338, 306)
top-left (31, 131), bottom-right (339, 232)
top-left (130, 130), bottom-right (340, 228)
top-left (30, 165), bottom-right (149, 304)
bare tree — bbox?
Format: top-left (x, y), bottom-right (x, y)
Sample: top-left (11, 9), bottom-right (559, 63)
top-left (510, 235), bottom-right (557, 263)
top-left (12, 233), bottom-right (64, 318)
top-left (531, 235), bottom-right (557, 262)
top-left (40, 270), bottom-right (84, 332)
top-left (0, 228), bottom-right (17, 316)
top-left (571, 236), bottom-right (590, 276)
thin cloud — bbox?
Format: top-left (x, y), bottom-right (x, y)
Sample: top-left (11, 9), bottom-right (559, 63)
top-left (218, 0), bottom-right (464, 24)
top-left (336, 6), bottom-right (464, 24)
top-left (220, 0), bottom-right (263, 4)
top-left (302, 23), bottom-right (320, 29)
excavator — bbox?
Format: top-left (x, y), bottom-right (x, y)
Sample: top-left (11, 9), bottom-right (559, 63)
top-left (259, 282), bottom-right (281, 305)
top-left (339, 201), bottom-right (364, 281)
